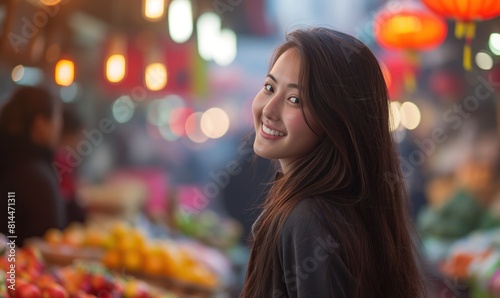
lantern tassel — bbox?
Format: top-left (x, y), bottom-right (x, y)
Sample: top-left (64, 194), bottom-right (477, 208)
top-left (404, 50), bottom-right (418, 93)
top-left (455, 21), bottom-right (465, 39)
top-left (463, 44), bottom-right (471, 71)
top-left (462, 22), bottom-right (475, 71)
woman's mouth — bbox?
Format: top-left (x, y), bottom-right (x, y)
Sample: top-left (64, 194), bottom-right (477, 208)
top-left (261, 123), bottom-right (286, 137)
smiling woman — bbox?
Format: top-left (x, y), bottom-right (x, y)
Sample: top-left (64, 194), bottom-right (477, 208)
top-left (252, 48), bottom-right (321, 173)
top-left (242, 27), bottom-right (428, 298)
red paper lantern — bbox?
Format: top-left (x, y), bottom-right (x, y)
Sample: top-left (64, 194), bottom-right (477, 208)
top-left (374, 3), bottom-right (445, 93)
top-left (374, 2), bottom-right (447, 51)
top-left (422, 0), bottom-right (500, 70)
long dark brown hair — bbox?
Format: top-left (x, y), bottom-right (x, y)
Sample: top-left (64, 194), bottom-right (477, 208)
top-left (241, 28), bottom-right (427, 297)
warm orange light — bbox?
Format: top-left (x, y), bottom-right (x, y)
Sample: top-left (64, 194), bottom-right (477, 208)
top-left (143, 0), bottom-right (165, 21)
top-left (422, 0), bottom-right (500, 21)
top-left (40, 0), bottom-right (61, 6)
top-left (55, 59), bottom-right (74, 86)
top-left (422, 0), bottom-right (500, 70)
top-left (145, 63), bottom-right (167, 91)
top-left (374, 4), bottom-right (447, 51)
top-left (106, 54), bottom-right (126, 83)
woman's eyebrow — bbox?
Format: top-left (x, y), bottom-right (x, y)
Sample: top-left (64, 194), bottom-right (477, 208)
top-left (267, 74), bottom-right (300, 90)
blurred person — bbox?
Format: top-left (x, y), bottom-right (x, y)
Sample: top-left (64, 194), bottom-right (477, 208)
top-left (241, 28), bottom-right (426, 298)
top-left (0, 87), bottom-right (66, 246)
top-left (54, 105), bottom-right (86, 223)
top-left (418, 135), bottom-right (500, 242)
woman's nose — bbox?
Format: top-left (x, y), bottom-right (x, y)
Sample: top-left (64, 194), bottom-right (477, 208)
top-left (262, 95), bottom-right (281, 121)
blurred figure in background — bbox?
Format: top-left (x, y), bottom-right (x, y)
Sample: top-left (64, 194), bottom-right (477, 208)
top-left (0, 87), bottom-right (66, 246)
top-left (417, 133), bottom-right (500, 260)
top-left (54, 105), bottom-right (86, 223)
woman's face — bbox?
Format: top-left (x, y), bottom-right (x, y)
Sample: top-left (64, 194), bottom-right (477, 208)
top-left (252, 49), bottom-right (321, 173)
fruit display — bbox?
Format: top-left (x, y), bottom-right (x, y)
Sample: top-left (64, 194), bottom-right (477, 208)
top-left (0, 244), bottom-right (176, 298)
top-left (436, 228), bottom-right (500, 297)
top-left (100, 223), bottom-right (219, 289)
top-left (174, 210), bottom-right (242, 251)
top-left (35, 222), bottom-right (223, 295)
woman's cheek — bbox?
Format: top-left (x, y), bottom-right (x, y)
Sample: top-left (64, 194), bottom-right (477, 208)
top-left (284, 111), bottom-right (308, 133)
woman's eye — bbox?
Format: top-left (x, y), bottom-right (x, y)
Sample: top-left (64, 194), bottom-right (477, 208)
top-left (264, 84), bottom-right (273, 92)
top-left (288, 97), bottom-right (300, 104)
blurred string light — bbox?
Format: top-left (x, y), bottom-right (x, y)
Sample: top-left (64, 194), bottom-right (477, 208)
top-left (55, 59), bottom-right (74, 86)
top-left (143, 0), bottom-right (165, 21)
top-left (60, 83), bottom-right (79, 103)
top-left (196, 12), bottom-right (221, 61)
top-left (11, 65), bottom-right (25, 82)
top-left (105, 34), bottom-right (127, 83)
top-left (200, 107), bottom-right (230, 138)
top-left (11, 65), bottom-right (44, 86)
top-left (196, 12), bottom-right (237, 66)
top-left (185, 112), bottom-right (208, 143)
top-left (388, 101), bottom-right (401, 131)
top-left (112, 95), bottom-right (135, 123)
top-left (106, 55), bottom-right (126, 83)
top-left (399, 101), bottom-right (421, 130)
top-left (40, 0), bottom-right (61, 6)
top-left (489, 33), bottom-right (500, 56)
top-left (212, 29), bottom-right (237, 66)
top-left (168, 0), bottom-right (193, 43)
top-left (475, 52), bottom-right (493, 70)
top-left (145, 62), bottom-right (167, 91)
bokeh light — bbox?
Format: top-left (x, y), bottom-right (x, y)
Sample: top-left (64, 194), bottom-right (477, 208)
top-left (106, 54), bottom-right (126, 83)
top-left (40, 0), bottom-right (61, 6)
top-left (145, 63), bottom-right (167, 91)
top-left (200, 108), bottom-right (230, 139)
top-left (213, 29), bottom-right (237, 66)
top-left (112, 95), bottom-right (135, 123)
top-left (169, 107), bottom-right (193, 137)
top-left (168, 0), bottom-right (193, 43)
top-left (489, 33), bottom-right (500, 56)
top-left (475, 52), bottom-right (493, 70)
top-left (60, 83), bottom-right (79, 103)
top-left (389, 101), bottom-right (401, 131)
top-left (196, 12), bottom-right (221, 61)
top-left (55, 59), bottom-right (75, 86)
top-left (185, 112), bottom-right (208, 143)
top-left (143, 0), bottom-right (165, 21)
top-left (12, 65), bottom-right (44, 86)
top-left (11, 65), bottom-right (24, 82)
top-left (400, 101), bottom-right (421, 130)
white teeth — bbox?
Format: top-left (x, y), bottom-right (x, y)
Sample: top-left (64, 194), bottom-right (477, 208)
top-left (262, 124), bottom-right (285, 136)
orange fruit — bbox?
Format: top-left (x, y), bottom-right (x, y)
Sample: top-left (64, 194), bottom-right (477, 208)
top-left (122, 250), bottom-right (141, 272)
top-left (102, 250), bottom-right (121, 269)
top-left (44, 229), bottom-right (63, 245)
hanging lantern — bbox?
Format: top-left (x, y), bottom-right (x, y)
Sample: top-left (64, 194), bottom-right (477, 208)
top-left (55, 58), bottom-right (74, 86)
top-left (422, 0), bottom-right (500, 70)
top-left (374, 2), bottom-right (447, 92)
top-left (374, 2), bottom-right (447, 50)
top-left (105, 34), bottom-right (127, 83)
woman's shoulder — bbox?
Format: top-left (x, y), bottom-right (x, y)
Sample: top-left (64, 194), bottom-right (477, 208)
top-left (282, 198), bottom-right (331, 239)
